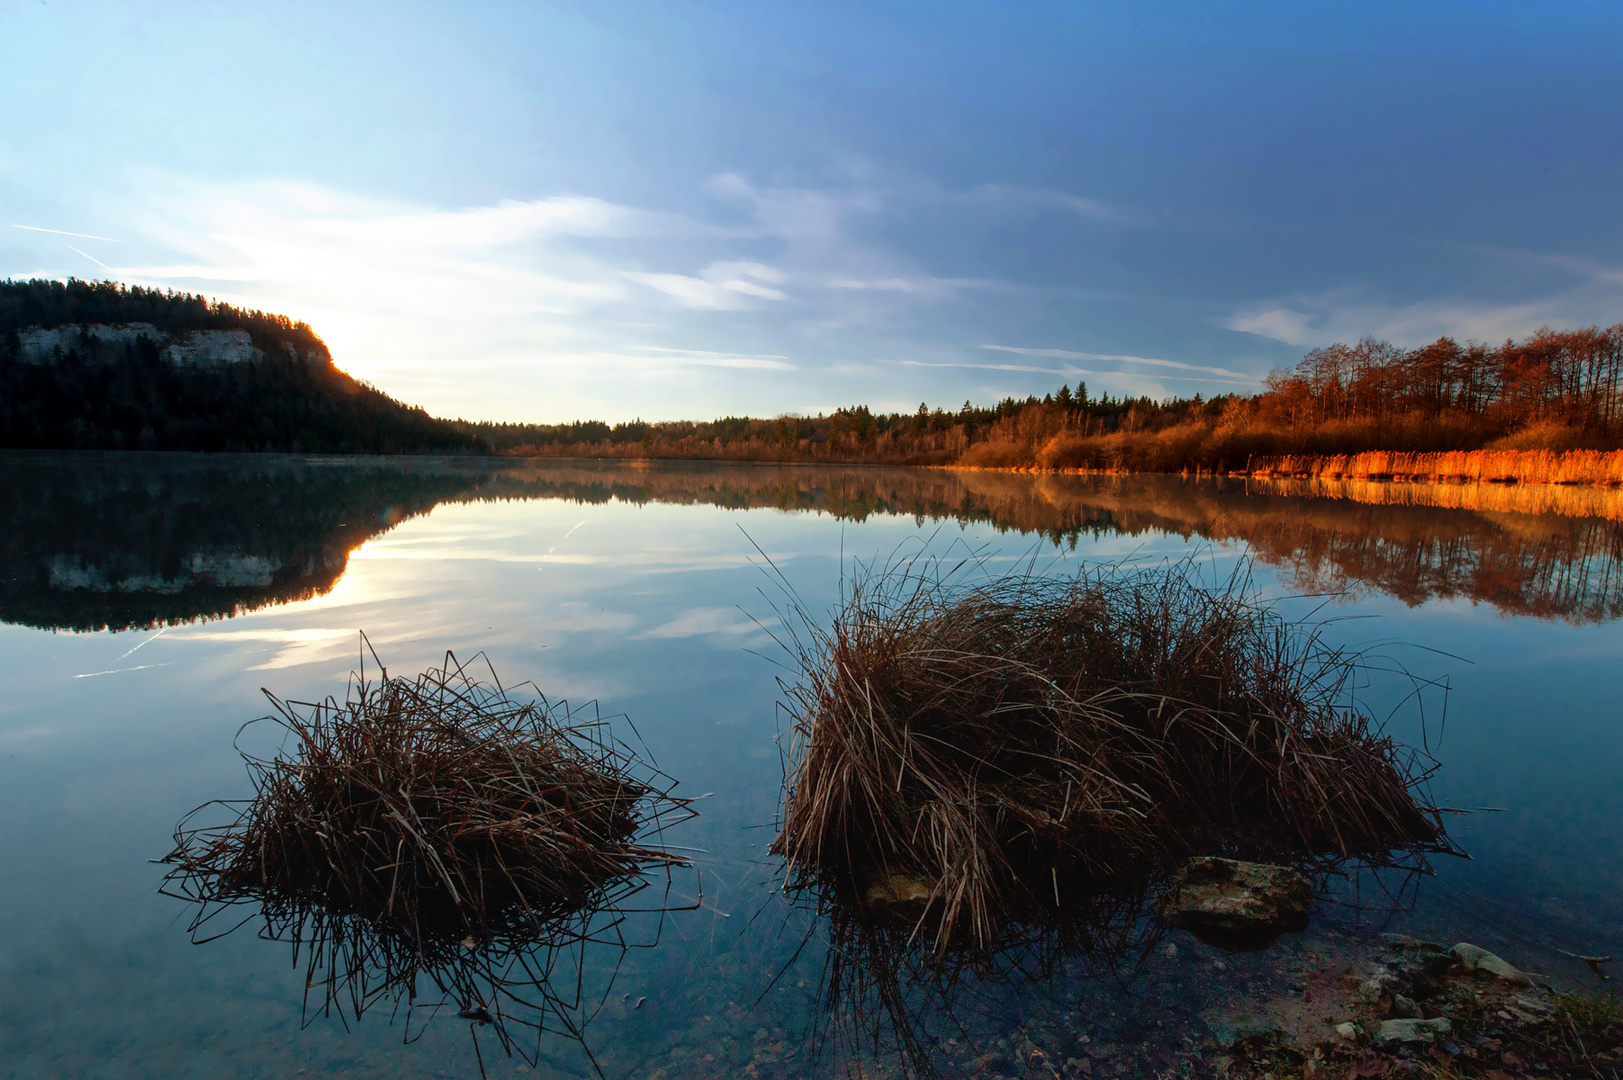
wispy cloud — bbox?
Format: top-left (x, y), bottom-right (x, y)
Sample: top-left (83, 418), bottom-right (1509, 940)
top-left (982, 344), bottom-right (1251, 380)
top-left (1226, 307), bottom-right (1320, 347)
top-left (1226, 264), bottom-right (1623, 349)
top-left (600, 351), bottom-right (795, 370)
top-left (829, 278), bottom-right (916, 291)
top-left (630, 345), bottom-right (791, 359)
top-left (892, 359), bottom-right (1257, 387)
top-left (962, 183), bottom-right (1114, 221)
top-left (623, 345), bottom-right (795, 369)
top-left (625, 261), bottom-right (788, 310)
top-left (1226, 298), bottom-right (1561, 348)
top-left (12, 169), bottom-right (1142, 420)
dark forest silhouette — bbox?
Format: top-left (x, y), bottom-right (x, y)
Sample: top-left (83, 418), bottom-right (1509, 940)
top-left (0, 279), bottom-right (481, 453)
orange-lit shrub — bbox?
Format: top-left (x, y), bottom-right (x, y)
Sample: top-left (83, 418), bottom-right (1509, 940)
top-left (958, 440), bottom-right (1036, 469)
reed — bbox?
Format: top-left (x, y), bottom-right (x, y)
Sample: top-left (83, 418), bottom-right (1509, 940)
top-left (772, 558), bottom-right (1446, 954)
top-left (1250, 448), bottom-right (1623, 486)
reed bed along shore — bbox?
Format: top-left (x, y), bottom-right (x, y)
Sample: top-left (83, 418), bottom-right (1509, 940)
top-left (949, 447), bottom-right (1623, 489)
top-left (162, 648), bottom-right (694, 1062)
top-left (772, 558), bottom-right (1448, 956)
top-left (1244, 472), bottom-right (1623, 523)
top-left (1248, 448), bottom-right (1623, 485)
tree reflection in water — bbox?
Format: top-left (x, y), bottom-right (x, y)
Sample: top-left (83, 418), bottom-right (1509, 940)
top-left (0, 452), bottom-right (489, 631)
top-left (474, 462), bottom-right (1623, 624)
top-left (4, 452), bottom-right (1622, 631)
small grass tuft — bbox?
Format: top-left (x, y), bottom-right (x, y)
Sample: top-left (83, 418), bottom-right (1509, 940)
top-left (160, 644), bottom-right (695, 1066)
top-left (1558, 987), bottom-right (1623, 1037)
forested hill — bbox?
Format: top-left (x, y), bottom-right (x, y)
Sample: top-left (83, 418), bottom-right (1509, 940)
top-left (0, 279), bottom-right (482, 453)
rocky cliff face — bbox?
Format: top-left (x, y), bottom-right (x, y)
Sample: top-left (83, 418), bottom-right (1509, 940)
top-left (15, 323), bottom-right (293, 367)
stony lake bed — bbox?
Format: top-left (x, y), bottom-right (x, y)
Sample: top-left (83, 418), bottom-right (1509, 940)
top-left (0, 453), bottom-right (1620, 1079)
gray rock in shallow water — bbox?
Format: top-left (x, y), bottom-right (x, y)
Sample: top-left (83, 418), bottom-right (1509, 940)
top-left (1364, 935), bottom-right (1454, 1004)
top-left (1452, 943), bottom-right (1532, 985)
top-left (1517, 994), bottom-right (1556, 1016)
top-left (1374, 1017), bottom-right (1452, 1045)
top-left (1160, 858), bottom-right (1312, 951)
top-left (1353, 971), bottom-right (1402, 1010)
top-left (1201, 1009), bottom-right (1282, 1048)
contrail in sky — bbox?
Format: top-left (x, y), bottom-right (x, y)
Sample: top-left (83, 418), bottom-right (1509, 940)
top-left (11, 224), bottom-right (123, 242)
top-left (65, 244), bottom-right (117, 273)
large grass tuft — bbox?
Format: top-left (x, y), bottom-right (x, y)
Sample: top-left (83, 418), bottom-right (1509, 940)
top-left (772, 556), bottom-right (1448, 954)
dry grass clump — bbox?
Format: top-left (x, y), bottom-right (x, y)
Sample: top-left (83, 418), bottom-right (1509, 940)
top-left (161, 648), bottom-right (694, 1066)
top-left (161, 643), bottom-right (694, 1065)
top-left (164, 650), bottom-right (690, 941)
top-left (772, 557), bottom-right (1447, 953)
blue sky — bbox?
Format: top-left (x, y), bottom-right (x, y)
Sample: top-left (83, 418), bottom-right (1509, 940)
top-left (2, 1), bottom-right (1620, 423)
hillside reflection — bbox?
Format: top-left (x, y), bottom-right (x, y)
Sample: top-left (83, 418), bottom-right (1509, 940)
top-left (5, 454), bottom-right (1622, 631)
top-left (0, 454), bottom-right (493, 631)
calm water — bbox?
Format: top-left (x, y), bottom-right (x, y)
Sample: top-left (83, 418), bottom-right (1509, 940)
top-left (1, 452), bottom-right (1620, 1078)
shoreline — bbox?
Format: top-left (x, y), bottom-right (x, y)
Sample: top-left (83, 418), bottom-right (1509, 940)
top-left (1180, 929), bottom-right (1621, 1080)
top-left (490, 447), bottom-right (1623, 489)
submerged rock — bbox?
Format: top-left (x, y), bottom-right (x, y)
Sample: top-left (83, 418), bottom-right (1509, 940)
top-left (1159, 858), bottom-right (1313, 951)
top-left (865, 872), bottom-right (936, 905)
top-left (1202, 1008), bottom-right (1283, 1048)
top-left (1452, 942), bottom-right (1532, 984)
top-left (1373, 1017), bottom-right (1452, 1045)
top-left (1354, 934), bottom-right (1455, 1015)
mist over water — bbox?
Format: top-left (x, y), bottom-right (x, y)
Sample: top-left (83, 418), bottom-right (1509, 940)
top-left (1, 453), bottom-right (1619, 1077)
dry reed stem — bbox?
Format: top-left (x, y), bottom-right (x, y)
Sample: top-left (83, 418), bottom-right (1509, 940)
top-left (772, 557), bottom-right (1448, 956)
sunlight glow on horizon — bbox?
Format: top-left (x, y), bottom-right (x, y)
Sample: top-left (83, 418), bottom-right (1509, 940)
top-left (3, 2), bottom-right (1620, 422)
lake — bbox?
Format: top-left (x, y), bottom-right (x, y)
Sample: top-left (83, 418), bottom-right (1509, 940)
top-left (1, 452), bottom-right (1619, 1078)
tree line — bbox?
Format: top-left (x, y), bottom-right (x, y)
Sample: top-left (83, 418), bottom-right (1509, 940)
top-left (473, 325), bottom-right (1623, 471)
top-left (4, 278), bottom-right (1620, 467)
top-left (455, 384), bottom-right (1225, 465)
top-left (1263, 326), bottom-right (1623, 430)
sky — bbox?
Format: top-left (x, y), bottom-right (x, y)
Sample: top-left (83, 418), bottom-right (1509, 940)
top-left (2, 1), bottom-right (1621, 424)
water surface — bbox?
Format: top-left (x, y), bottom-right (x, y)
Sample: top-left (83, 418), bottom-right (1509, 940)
top-left (1, 453), bottom-right (1619, 1077)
